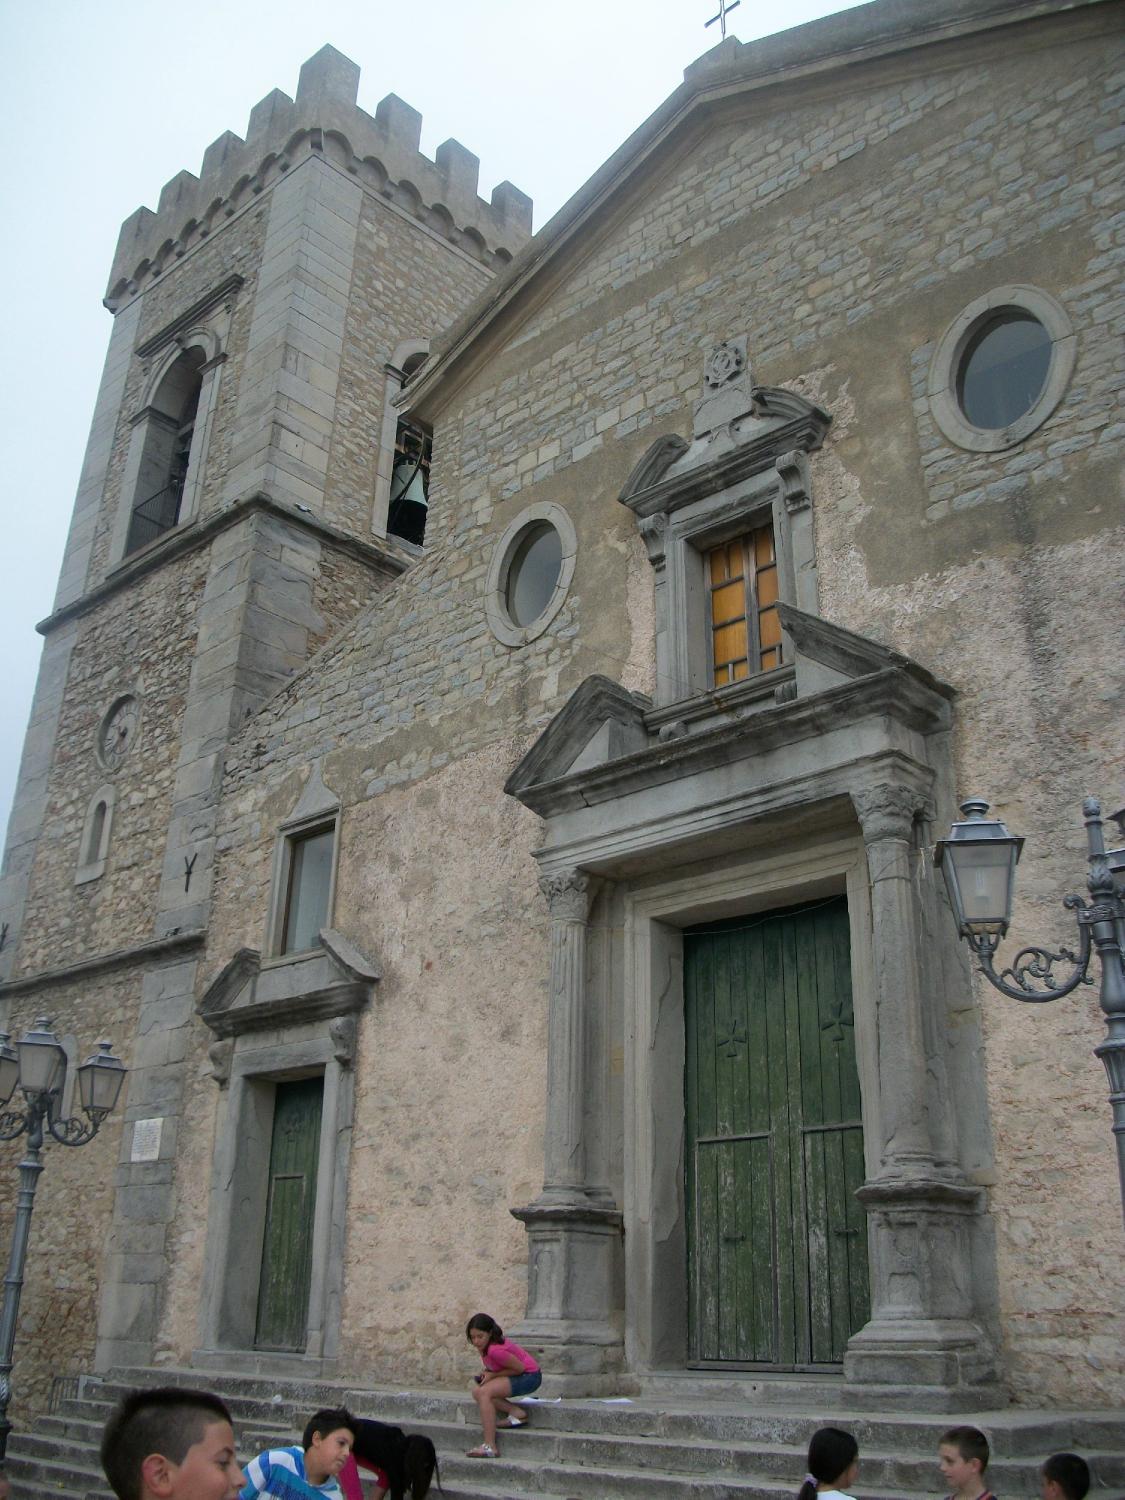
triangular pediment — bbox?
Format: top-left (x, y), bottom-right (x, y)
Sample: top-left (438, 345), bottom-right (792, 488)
top-left (777, 603), bottom-right (955, 701)
top-left (504, 675), bottom-right (651, 799)
top-left (198, 928), bottom-right (380, 1038)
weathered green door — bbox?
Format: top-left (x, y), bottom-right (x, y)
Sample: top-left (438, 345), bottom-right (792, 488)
top-left (684, 896), bottom-right (870, 1367)
top-left (254, 1076), bottom-right (323, 1351)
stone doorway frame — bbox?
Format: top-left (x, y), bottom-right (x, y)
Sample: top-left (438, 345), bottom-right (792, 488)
top-left (621, 835), bottom-right (876, 1375)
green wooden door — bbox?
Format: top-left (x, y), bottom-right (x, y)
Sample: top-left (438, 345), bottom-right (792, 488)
top-left (684, 896), bottom-right (870, 1368)
top-left (254, 1076), bottom-right (323, 1351)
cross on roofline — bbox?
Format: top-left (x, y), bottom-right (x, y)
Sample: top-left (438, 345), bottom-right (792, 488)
top-left (705, 0), bottom-right (740, 39)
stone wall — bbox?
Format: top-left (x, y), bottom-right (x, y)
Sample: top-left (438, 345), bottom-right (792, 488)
top-left (0, 974), bottom-right (140, 1424)
top-left (160, 18), bottom-right (1125, 1403)
top-left (12, 556), bottom-right (208, 976)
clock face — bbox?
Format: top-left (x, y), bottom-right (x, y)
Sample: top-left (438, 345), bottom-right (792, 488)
top-left (98, 695), bottom-right (140, 771)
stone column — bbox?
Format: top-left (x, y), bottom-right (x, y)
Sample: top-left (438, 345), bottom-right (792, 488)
top-left (843, 782), bottom-right (1003, 1409)
top-left (510, 869), bottom-right (624, 1391)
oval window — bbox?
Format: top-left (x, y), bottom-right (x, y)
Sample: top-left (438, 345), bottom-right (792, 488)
top-left (955, 311), bottom-right (1052, 430)
top-left (505, 522), bottom-right (563, 626)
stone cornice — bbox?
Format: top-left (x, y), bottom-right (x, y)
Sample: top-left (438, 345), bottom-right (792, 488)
top-left (404, 0), bottom-right (1112, 424)
top-left (0, 928), bottom-right (206, 997)
top-left (197, 929), bottom-right (380, 1040)
top-left (511, 667), bottom-right (951, 820)
top-left (37, 492), bottom-right (408, 636)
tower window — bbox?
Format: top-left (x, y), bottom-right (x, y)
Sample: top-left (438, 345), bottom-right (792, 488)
top-left (125, 348), bottom-right (205, 556)
top-left (387, 419), bottom-right (431, 547)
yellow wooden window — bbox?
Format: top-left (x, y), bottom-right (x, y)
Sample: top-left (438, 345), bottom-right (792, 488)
top-left (707, 524), bottom-right (781, 685)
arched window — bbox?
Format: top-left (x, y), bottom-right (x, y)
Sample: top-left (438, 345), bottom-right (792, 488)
top-left (124, 349), bottom-right (206, 555)
top-left (75, 785), bottom-right (116, 885)
top-left (373, 342), bottom-right (432, 546)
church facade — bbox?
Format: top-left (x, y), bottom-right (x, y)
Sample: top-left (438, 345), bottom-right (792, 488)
top-left (1, 0), bottom-right (1122, 1424)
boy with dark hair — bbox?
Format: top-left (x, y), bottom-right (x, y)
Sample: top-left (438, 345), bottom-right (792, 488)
top-left (240, 1407), bottom-right (355, 1500)
top-left (939, 1425), bottom-right (996, 1500)
top-left (1042, 1453), bottom-right (1091, 1500)
top-left (99, 1385), bottom-right (242, 1500)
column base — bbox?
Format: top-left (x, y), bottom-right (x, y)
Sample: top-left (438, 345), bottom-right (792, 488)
top-left (847, 1174), bottom-right (1006, 1410)
top-left (843, 1317), bottom-right (1006, 1410)
top-left (511, 1194), bottom-right (625, 1391)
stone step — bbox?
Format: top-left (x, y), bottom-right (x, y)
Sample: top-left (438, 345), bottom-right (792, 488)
top-left (8, 1366), bottom-right (1125, 1500)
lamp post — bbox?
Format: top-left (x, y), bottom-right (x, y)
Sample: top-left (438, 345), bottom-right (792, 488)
top-left (0, 1017), bottom-right (126, 1459)
top-left (934, 796), bottom-right (1125, 1226)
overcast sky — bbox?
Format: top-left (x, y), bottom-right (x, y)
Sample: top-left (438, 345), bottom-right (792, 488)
top-left (0, 0), bottom-right (867, 849)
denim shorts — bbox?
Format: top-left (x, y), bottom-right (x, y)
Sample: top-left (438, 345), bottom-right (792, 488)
top-left (508, 1370), bottom-right (543, 1398)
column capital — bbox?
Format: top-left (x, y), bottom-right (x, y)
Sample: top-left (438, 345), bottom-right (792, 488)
top-left (851, 782), bottom-right (933, 845)
top-left (539, 869), bottom-right (595, 922)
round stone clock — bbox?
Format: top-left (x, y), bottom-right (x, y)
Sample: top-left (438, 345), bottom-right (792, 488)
top-left (97, 694), bottom-right (141, 771)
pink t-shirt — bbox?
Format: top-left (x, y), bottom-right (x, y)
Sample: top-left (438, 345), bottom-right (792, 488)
top-left (483, 1337), bottom-right (540, 1374)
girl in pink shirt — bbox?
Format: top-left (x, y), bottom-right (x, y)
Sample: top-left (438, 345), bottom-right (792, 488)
top-left (465, 1312), bottom-right (542, 1458)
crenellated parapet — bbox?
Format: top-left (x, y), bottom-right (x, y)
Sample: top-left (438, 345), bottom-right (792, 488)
top-left (104, 44), bottom-right (533, 310)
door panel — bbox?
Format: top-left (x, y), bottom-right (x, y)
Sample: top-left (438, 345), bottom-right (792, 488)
top-left (685, 896), bottom-right (870, 1367)
top-left (255, 1076), bottom-right (323, 1351)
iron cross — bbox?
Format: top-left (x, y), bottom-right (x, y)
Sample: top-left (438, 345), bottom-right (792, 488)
top-left (705, 0), bottom-right (741, 38)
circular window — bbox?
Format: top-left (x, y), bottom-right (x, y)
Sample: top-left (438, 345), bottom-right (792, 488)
top-left (506, 523), bottom-right (563, 626)
top-left (486, 502), bottom-right (577, 647)
top-left (927, 286), bottom-right (1075, 452)
top-left (956, 312), bottom-right (1052, 430)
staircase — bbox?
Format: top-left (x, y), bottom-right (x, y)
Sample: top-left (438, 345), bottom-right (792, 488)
top-left (6, 1368), bottom-right (1124, 1500)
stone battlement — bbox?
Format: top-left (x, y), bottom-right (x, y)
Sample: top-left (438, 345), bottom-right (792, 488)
top-left (104, 44), bottom-right (533, 310)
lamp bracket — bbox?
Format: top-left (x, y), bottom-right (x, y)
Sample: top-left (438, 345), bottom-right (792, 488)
top-left (0, 1112), bottom-right (28, 1143)
top-left (971, 893), bottom-right (1094, 1002)
top-left (47, 1114), bottom-right (100, 1148)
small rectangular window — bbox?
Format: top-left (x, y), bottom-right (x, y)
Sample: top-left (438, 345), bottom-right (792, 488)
top-left (280, 825), bottom-right (335, 955)
top-left (707, 523), bottom-right (781, 685)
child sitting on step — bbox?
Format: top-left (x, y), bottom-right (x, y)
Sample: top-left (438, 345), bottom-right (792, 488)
top-left (465, 1312), bottom-right (542, 1458)
top-left (797, 1426), bottom-right (860, 1500)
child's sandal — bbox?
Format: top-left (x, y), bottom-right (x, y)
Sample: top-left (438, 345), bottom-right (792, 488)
top-left (467, 1444), bottom-right (498, 1458)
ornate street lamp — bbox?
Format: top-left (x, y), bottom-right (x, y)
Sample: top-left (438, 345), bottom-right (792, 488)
top-left (934, 797), bottom-right (1125, 1225)
top-left (0, 1017), bottom-right (126, 1459)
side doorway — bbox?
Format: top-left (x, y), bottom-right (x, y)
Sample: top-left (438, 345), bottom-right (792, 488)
top-left (254, 1076), bottom-right (324, 1351)
top-left (684, 895), bottom-right (870, 1368)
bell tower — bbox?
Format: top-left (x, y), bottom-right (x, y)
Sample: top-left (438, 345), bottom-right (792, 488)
top-left (0, 44), bottom-right (529, 1379)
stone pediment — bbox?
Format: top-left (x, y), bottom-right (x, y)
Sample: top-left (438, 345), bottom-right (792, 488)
top-left (198, 928), bottom-right (381, 1038)
top-left (619, 386), bottom-right (830, 518)
top-left (504, 675), bottom-right (651, 799)
top-left (506, 611), bottom-right (954, 818)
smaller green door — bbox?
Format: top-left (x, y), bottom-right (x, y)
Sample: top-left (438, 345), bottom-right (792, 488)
top-left (255, 1076), bottom-right (323, 1351)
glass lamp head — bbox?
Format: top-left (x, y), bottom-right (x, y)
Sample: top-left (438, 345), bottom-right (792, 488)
top-left (0, 1034), bottom-right (19, 1107)
top-left (934, 798), bottom-right (1024, 939)
top-left (17, 1017), bottom-right (67, 1099)
top-left (77, 1040), bottom-right (126, 1117)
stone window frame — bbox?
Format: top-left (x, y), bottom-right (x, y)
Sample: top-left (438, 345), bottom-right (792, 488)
top-left (926, 284), bottom-right (1076, 453)
top-left (265, 762), bottom-right (342, 961)
top-left (75, 783), bottom-right (116, 885)
top-left (110, 278), bottom-right (241, 567)
top-left (372, 338), bottom-right (430, 540)
top-left (621, 426), bottom-right (826, 713)
top-left (267, 813), bottom-right (341, 960)
top-left (485, 501), bottom-right (578, 648)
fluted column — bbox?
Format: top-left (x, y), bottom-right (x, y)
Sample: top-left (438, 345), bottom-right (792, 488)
top-left (851, 783), bottom-right (938, 1177)
top-left (843, 781), bottom-right (1002, 1407)
top-left (539, 869), bottom-right (596, 1198)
